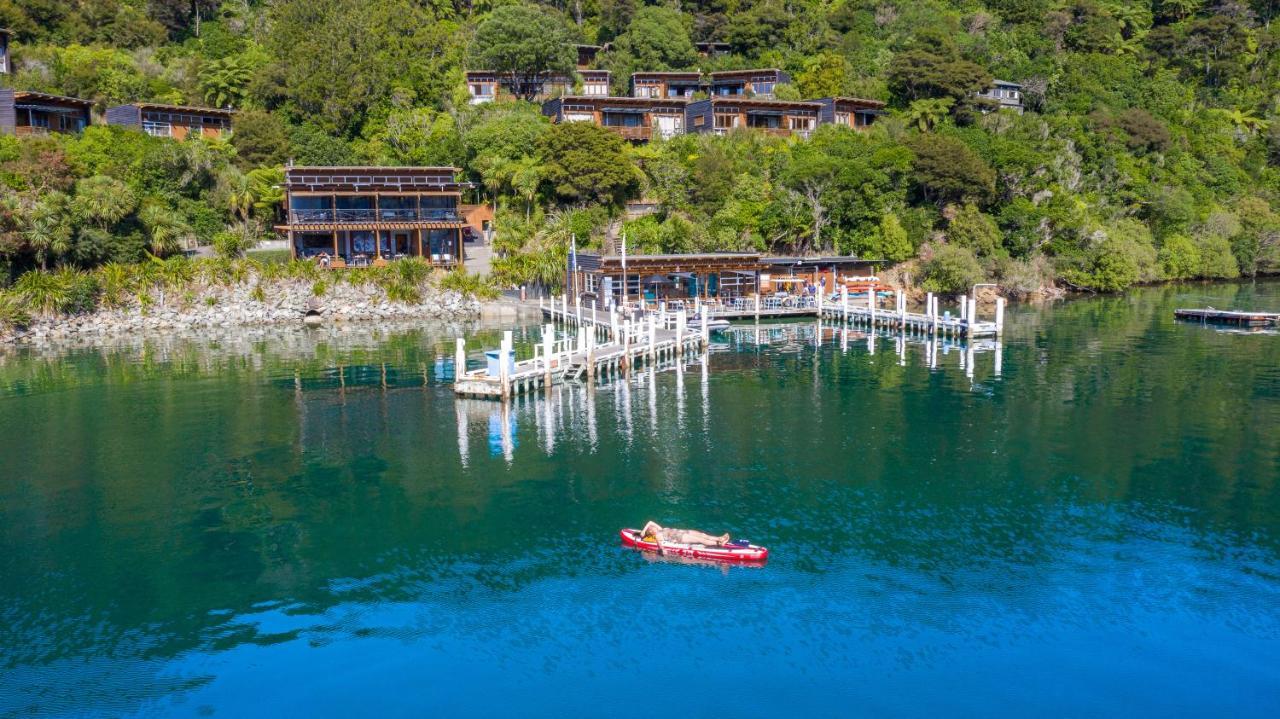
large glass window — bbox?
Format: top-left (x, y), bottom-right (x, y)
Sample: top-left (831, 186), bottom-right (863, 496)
top-left (714, 114), bottom-right (738, 129)
top-left (427, 229), bottom-right (456, 260)
top-left (334, 195), bottom-right (374, 222)
top-left (602, 112), bottom-right (642, 128)
top-left (421, 195), bottom-right (458, 220)
top-left (379, 195), bottom-right (416, 221)
top-left (290, 195), bottom-right (333, 223)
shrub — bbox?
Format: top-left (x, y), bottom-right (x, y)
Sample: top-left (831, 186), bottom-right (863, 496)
top-left (1196, 234), bottom-right (1240, 279)
top-left (439, 270), bottom-right (500, 300)
top-left (311, 280), bottom-right (328, 297)
top-left (1158, 234), bottom-right (1200, 280)
top-left (11, 271), bottom-right (70, 317)
top-left (0, 291), bottom-right (31, 330)
top-left (919, 244), bottom-right (985, 294)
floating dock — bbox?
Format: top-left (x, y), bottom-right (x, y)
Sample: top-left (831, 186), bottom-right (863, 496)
top-left (1174, 308), bottom-right (1279, 327)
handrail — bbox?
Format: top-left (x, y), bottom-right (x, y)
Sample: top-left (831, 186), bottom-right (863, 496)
top-left (288, 208), bottom-right (461, 224)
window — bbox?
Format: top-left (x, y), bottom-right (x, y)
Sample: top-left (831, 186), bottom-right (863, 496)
top-left (789, 116), bottom-right (813, 130)
top-left (471, 83), bottom-right (492, 96)
top-left (835, 112), bottom-right (851, 126)
top-left (603, 112), bottom-right (642, 128)
top-left (142, 120), bottom-right (171, 137)
top-left (752, 81), bottom-right (775, 96)
top-left (564, 112), bottom-right (594, 123)
top-left (714, 114), bottom-right (738, 129)
top-left (421, 195), bottom-right (458, 220)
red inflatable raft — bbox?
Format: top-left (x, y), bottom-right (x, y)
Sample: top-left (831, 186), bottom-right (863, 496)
top-left (620, 528), bottom-right (768, 563)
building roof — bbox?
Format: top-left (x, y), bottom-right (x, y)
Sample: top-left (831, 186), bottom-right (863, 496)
top-left (993, 79), bottom-right (1022, 88)
top-left (704, 97), bottom-right (820, 110)
top-left (761, 256), bottom-right (879, 266)
top-left (819, 96), bottom-right (888, 109)
top-left (709, 68), bottom-right (785, 79)
top-left (12, 90), bottom-right (93, 108)
top-left (631, 71), bottom-right (702, 79)
top-left (583, 251), bottom-right (760, 261)
top-left (286, 165), bottom-right (461, 173)
top-left (126, 102), bottom-right (235, 117)
top-left (555, 95), bottom-right (690, 107)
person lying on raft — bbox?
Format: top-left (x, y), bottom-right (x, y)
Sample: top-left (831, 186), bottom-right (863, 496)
top-left (641, 521), bottom-right (730, 548)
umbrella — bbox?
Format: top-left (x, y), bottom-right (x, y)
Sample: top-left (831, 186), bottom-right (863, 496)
top-left (643, 274), bottom-right (673, 285)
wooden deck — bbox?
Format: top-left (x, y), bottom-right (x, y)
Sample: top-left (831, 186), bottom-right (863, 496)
top-left (1174, 308), bottom-right (1279, 326)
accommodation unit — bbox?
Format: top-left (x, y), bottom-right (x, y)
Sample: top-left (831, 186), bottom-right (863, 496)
top-left (708, 69), bottom-right (790, 99)
top-left (694, 41), bottom-right (730, 58)
top-left (568, 252), bottom-right (765, 304)
top-left (278, 166), bottom-right (471, 268)
top-left (542, 96), bottom-right (688, 142)
top-left (105, 102), bottom-right (234, 139)
top-left (811, 97), bottom-right (886, 130)
top-left (977, 80), bottom-right (1024, 114)
top-left (580, 70), bottom-right (611, 97)
top-left (631, 71), bottom-right (702, 99)
top-left (686, 97), bottom-right (819, 137)
top-left (0, 28), bottom-right (11, 74)
top-left (758, 256), bottom-right (882, 295)
top-left (575, 44), bottom-right (603, 70)
top-left (465, 71), bottom-right (572, 104)
top-left (0, 90), bottom-right (91, 136)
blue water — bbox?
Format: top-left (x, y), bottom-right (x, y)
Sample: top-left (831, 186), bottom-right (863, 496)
top-left (2, 282), bottom-right (1279, 717)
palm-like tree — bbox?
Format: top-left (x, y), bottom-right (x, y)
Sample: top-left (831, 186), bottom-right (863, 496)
top-left (73, 176), bottom-right (137, 230)
top-left (509, 155), bottom-right (544, 220)
top-left (220, 169), bottom-right (255, 223)
top-left (139, 202), bottom-right (195, 256)
top-left (905, 97), bottom-right (955, 132)
top-left (23, 194), bottom-right (73, 269)
top-left (199, 56), bottom-right (252, 109)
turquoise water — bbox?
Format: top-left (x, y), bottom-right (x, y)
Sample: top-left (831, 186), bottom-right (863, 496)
top-left (2, 283), bottom-right (1279, 717)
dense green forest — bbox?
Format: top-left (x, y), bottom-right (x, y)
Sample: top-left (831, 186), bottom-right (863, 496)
top-left (1, 0), bottom-right (1279, 302)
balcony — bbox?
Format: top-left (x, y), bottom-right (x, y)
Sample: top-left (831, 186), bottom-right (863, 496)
top-left (288, 208), bottom-right (462, 224)
top-left (605, 125), bottom-right (651, 142)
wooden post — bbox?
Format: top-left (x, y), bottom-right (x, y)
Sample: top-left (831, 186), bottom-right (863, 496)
top-left (543, 323), bottom-right (554, 379)
top-left (610, 307), bottom-right (619, 340)
top-left (898, 291), bottom-right (907, 327)
top-left (867, 287), bottom-right (875, 327)
top-left (676, 309), bottom-right (685, 348)
top-left (754, 293), bottom-right (761, 320)
top-left (958, 295), bottom-right (967, 324)
top-left (454, 337), bottom-right (466, 382)
top-left (995, 297), bottom-right (1006, 335)
top-left (841, 285), bottom-right (848, 324)
top-left (648, 314), bottom-right (656, 358)
top-left (575, 295), bottom-right (582, 326)
top-left (499, 332), bottom-right (512, 399)
top-left (701, 310), bottom-right (709, 347)
top-left (561, 293), bottom-right (568, 324)
top-left (968, 298), bottom-right (978, 331)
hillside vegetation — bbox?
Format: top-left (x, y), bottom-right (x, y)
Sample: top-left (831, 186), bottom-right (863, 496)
top-left (0, 0), bottom-right (1278, 299)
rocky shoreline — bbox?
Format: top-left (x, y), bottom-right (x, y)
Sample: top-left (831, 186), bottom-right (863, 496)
top-left (2, 279), bottom-right (482, 345)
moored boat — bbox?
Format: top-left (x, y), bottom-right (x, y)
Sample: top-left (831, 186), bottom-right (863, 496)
top-left (620, 528), bottom-right (768, 562)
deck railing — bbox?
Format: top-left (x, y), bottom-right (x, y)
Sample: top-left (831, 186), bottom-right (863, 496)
top-left (288, 208), bottom-right (461, 224)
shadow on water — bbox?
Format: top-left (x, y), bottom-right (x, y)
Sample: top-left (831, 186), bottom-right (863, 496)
top-left (1, 282), bottom-right (1279, 716)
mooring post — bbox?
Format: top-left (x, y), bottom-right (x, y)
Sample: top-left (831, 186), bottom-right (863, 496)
top-left (676, 309), bottom-right (685, 349)
top-left (968, 298), bottom-right (978, 332)
top-left (695, 296), bottom-right (702, 318)
top-left (575, 295), bottom-right (582, 327)
top-left (701, 311), bottom-right (709, 347)
top-left (958, 294), bottom-right (968, 325)
top-left (561, 294), bottom-right (568, 325)
top-left (867, 287), bottom-right (875, 327)
top-left (995, 297), bottom-right (1006, 335)
top-left (454, 337), bottom-right (466, 383)
top-left (755, 293), bottom-right (761, 320)
top-left (648, 314), bottom-right (657, 358)
top-left (543, 323), bottom-right (554, 378)
top-left (841, 285), bottom-right (848, 324)
top-left (499, 331), bottom-right (512, 399)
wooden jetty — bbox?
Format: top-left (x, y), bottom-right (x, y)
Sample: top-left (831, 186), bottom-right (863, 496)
top-left (454, 306), bottom-right (708, 399)
top-left (1174, 308), bottom-right (1280, 327)
top-left (820, 288), bottom-right (1004, 338)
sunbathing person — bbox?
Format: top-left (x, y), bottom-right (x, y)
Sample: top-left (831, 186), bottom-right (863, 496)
top-left (641, 521), bottom-right (730, 547)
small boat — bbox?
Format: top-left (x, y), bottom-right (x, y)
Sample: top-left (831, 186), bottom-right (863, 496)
top-left (688, 317), bottom-right (731, 332)
top-left (620, 528), bottom-right (768, 563)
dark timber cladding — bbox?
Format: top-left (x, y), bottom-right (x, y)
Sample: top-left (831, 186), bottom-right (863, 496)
top-left (542, 96), bottom-right (688, 142)
top-left (811, 97), bottom-right (886, 129)
top-left (277, 166), bottom-right (472, 269)
top-left (0, 90), bottom-right (92, 136)
top-left (105, 102), bottom-right (233, 139)
top-left (686, 97), bottom-right (820, 136)
top-left (568, 252), bottom-right (766, 304)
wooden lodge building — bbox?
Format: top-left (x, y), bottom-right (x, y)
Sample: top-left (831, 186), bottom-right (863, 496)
top-left (708, 69), bottom-right (790, 99)
top-left (277, 166), bottom-right (471, 268)
top-left (105, 102), bottom-right (234, 139)
top-left (631, 72), bottom-right (702, 99)
top-left (542, 96), bottom-right (687, 142)
top-left (812, 97), bottom-right (886, 130)
top-left (686, 97), bottom-right (820, 137)
top-left (566, 252), bottom-right (882, 305)
top-left (0, 90), bottom-right (91, 136)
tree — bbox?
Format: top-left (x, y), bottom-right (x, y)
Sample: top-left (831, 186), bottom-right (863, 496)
top-left (199, 55), bottom-right (254, 109)
top-left (230, 110), bottom-right (290, 169)
top-left (1158, 234), bottom-right (1200, 279)
top-left (909, 135), bottom-right (996, 206)
top-left (947, 204), bottom-right (1003, 256)
top-left (920, 244), bottom-right (984, 293)
top-left (139, 202), bottom-right (194, 256)
top-left (538, 123), bottom-right (639, 206)
top-left (887, 48), bottom-right (991, 104)
top-left (796, 52), bottom-right (852, 99)
top-left (905, 98), bottom-right (955, 132)
top-left (781, 141), bottom-right (842, 252)
top-left (472, 5), bottom-right (576, 102)
top-left (859, 212), bottom-right (914, 262)
top-left (23, 193), bottom-right (73, 270)
top-left (609, 7), bottom-right (698, 71)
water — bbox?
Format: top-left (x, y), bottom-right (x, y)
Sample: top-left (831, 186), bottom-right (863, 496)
top-left (2, 283), bottom-right (1279, 717)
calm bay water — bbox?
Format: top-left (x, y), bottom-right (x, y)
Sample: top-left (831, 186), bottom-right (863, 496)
top-left (2, 283), bottom-right (1279, 717)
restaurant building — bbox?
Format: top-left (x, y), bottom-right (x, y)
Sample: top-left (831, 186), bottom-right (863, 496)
top-left (0, 90), bottom-right (92, 136)
top-left (277, 166), bottom-right (471, 268)
top-left (567, 252), bottom-right (766, 305)
top-left (105, 102), bottom-right (234, 139)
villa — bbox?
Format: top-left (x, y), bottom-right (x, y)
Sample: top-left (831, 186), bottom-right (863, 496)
top-left (277, 166), bottom-right (471, 268)
top-left (810, 97), bottom-right (886, 130)
top-left (542, 96), bottom-right (688, 142)
top-left (105, 102), bottom-right (234, 139)
top-left (0, 90), bottom-right (92, 136)
top-left (686, 97), bottom-right (821, 137)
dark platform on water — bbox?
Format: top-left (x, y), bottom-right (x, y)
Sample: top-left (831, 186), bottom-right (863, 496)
top-left (1174, 308), bottom-right (1280, 326)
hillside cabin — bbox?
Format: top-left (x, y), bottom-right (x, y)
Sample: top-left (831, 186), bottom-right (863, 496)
top-left (695, 41), bottom-right (730, 58)
top-left (542, 96), bottom-right (688, 142)
top-left (978, 80), bottom-right (1024, 114)
top-left (465, 72), bottom-right (572, 104)
top-left (567, 252), bottom-right (765, 305)
top-left (811, 97), bottom-right (886, 130)
top-left (576, 44), bottom-right (603, 70)
top-left (708, 69), bottom-right (790, 99)
top-left (105, 103), bottom-right (234, 139)
top-left (686, 97), bottom-right (819, 137)
top-left (0, 28), bottom-right (10, 74)
top-left (0, 90), bottom-right (91, 136)
top-left (631, 72), bottom-right (702, 100)
top-left (580, 70), bottom-right (611, 97)
top-left (278, 166), bottom-right (471, 268)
